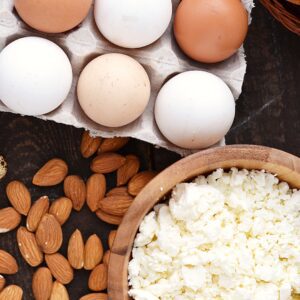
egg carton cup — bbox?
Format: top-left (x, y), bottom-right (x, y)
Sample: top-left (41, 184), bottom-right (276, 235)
top-left (0, 0), bottom-right (254, 156)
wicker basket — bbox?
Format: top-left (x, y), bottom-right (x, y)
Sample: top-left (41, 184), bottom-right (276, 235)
top-left (260, 0), bottom-right (300, 35)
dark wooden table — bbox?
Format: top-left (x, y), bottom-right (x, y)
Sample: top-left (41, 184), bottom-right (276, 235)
top-left (0, 2), bottom-right (299, 299)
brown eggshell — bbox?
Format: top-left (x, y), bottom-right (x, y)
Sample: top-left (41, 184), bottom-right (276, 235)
top-left (174, 0), bottom-right (248, 63)
top-left (15, 0), bottom-right (93, 33)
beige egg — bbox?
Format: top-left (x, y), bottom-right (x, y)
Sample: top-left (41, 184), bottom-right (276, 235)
top-left (77, 53), bottom-right (151, 127)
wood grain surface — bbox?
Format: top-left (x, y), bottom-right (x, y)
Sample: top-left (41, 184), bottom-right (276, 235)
top-left (0, 2), bottom-right (299, 299)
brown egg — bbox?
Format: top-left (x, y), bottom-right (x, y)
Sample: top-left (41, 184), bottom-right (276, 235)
top-left (174, 0), bottom-right (248, 63)
top-left (14, 0), bottom-right (93, 33)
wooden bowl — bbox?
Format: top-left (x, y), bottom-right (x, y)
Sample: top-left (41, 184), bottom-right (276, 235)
top-left (108, 145), bottom-right (300, 299)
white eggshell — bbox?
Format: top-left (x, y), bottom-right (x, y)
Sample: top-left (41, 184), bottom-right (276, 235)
top-left (77, 53), bottom-right (151, 127)
top-left (155, 71), bottom-right (235, 149)
top-left (94, 0), bottom-right (172, 48)
top-left (0, 37), bottom-right (72, 116)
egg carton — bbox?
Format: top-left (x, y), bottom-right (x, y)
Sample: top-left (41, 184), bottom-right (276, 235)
top-left (0, 0), bottom-right (254, 156)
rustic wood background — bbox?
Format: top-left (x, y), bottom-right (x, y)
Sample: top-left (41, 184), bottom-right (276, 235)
top-left (0, 2), bottom-right (299, 299)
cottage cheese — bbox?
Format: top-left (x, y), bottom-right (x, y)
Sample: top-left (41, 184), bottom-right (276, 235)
top-left (128, 168), bottom-right (300, 300)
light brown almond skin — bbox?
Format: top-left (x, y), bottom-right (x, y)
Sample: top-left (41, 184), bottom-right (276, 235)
top-left (81, 131), bottom-right (102, 158)
top-left (0, 207), bottom-right (21, 233)
top-left (49, 197), bottom-right (72, 226)
top-left (26, 196), bottom-right (49, 232)
top-left (97, 137), bottom-right (129, 154)
top-left (108, 230), bottom-right (117, 249)
top-left (103, 250), bottom-right (110, 266)
top-left (80, 293), bottom-right (108, 300)
top-left (88, 264), bottom-right (108, 292)
top-left (128, 171), bottom-right (157, 196)
top-left (50, 281), bottom-right (69, 300)
top-left (0, 250), bottom-right (18, 274)
top-left (0, 285), bottom-right (23, 300)
top-left (67, 229), bottom-right (84, 270)
top-left (95, 210), bottom-right (123, 225)
top-left (36, 214), bottom-right (63, 254)
top-left (64, 175), bottom-right (86, 211)
top-left (32, 267), bottom-right (53, 300)
top-left (117, 155), bottom-right (140, 186)
top-left (106, 187), bottom-right (130, 197)
top-left (98, 195), bottom-right (133, 217)
top-left (91, 153), bottom-right (126, 174)
top-left (84, 234), bottom-right (103, 270)
top-left (86, 174), bottom-right (106, 212)
top-left (6, 180), bottom-right (31, 216)
top-left (17, 227), bottom-right (43, 267)
top-left (45, 253), bottom-right (74, 285)
top-left (33, 158), bottom-right (68, 186)
top-left (0, 275), bottom-right (5, 292)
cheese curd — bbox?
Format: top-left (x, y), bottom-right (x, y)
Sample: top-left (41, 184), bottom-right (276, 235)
top-left (128, 168), bottom-right (300, 300)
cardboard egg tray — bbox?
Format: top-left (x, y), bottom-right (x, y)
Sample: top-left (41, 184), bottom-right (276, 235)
top-left (0, 0), bottom-right (254, 156)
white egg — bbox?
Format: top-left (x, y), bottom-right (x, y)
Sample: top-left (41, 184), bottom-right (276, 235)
top-left (155, 71), bottom-right (235, 149)
top-left (94, 0), bottom-right (172, 48)
top-left (0, 37), bottom-right (72, 116)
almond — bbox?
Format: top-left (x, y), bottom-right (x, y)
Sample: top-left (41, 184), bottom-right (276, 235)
top-left (50, 281), bottom-right (69, 300)
top-left (32, 267), bottom-right (53, 300)
top-left (0, 250), bottom-right (18, 274)
top-left (64, 175), bottom-right (86, 211)
top-left (17, 227), bottom-right (43, 267)
top-left (103, 250), bottom-right (110, 266)
top-left (95, 209), bottom-right (123, 225)
top-left (97, 137), bottom-right (129, 154)
top-left (117, 155), bottom-right (140, 186)
top-left (287, 0), bottom-right (300, 4)
top-left (49, 197), bottom-right (72, 225)
top-left (106, 187), bottom-right (130, 197)
top-left (33, 158), bottom-right (68, 186)
top-left (98, 195), bottom-right (133, 217)
top-left (128, 171), bottom-right (157, 196)
top-left (0, 207), bottom-right (21, 233)
top-left (67, 229), bottom-right (84, 269)
top-left (0, 285), bottom-right (23, 300)
top-left (91, 153), bottom-right (126, 174)
top-left (0, 275), bottom-right (5, 292)
top-left (45, 253), bottom-right (74, 285)
top-left (0, 156), bottom-right (7, 180)
top-left (84, 234), bottom-right (103, 270)
top-left (80, 293), bottom-right (108, 300)
top-left (88, 264), bottom-right (108, 292)
top-left (26, 196), bottom-right (49, 232)
top-left (6, 180), bottom-right (31, 215)
top-left (86, 174), bottom-right (106, 212)
top-left (81, 131), bottom-right (102, 158)
top-left (36, 214), bottom-right (63, 254)
top-left (108, 230), bottom-right (117, 249)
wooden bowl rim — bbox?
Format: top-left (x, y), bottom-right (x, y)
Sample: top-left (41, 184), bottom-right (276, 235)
top-left (108, 144), bottom-right (300, 300)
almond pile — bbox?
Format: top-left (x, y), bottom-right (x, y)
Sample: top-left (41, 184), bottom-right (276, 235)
top-left (0, 133), bottom-right (156, 299)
